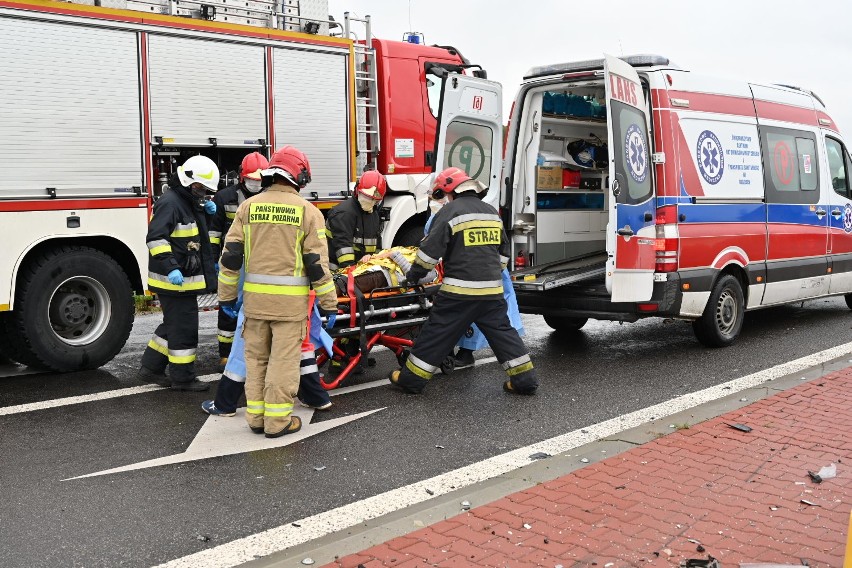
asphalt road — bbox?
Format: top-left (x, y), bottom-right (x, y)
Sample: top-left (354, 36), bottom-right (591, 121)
top-left (1, 297), bottom-right (850, 567)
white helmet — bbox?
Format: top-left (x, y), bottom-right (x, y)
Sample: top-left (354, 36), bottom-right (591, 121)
top-left (177, 155), bottom-right (220, 192)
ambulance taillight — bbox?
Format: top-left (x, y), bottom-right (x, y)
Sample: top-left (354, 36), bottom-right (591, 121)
top-left (654, 205), bottom-right (679, 273)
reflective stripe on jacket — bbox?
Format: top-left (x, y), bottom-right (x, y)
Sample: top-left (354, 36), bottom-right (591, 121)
top-left (218, 183), bottom-right (337, 320)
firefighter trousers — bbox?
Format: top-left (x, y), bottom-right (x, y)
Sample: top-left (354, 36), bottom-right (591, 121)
top-left (396, 295), bottom-right (538, 394)
top-left (217, 309), bottom-right (237, 358)
top-left (243, 317), bottom-right (305, 434)
top-left (141, 294), bottom-right (199, 384)
top-left (213, 308), bottom-right (331, 413)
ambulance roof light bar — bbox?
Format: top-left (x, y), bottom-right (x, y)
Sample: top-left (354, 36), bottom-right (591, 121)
top-left (524, 54), bottom-right (677, 80)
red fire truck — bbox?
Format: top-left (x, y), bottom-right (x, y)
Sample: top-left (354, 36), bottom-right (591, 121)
top-left (0, 0), bottom-right (484, 371)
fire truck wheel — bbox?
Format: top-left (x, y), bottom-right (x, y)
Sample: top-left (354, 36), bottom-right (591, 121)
top-left (6, 246), bottom-right (134, 372)
top-left (543, 315), bottom-right (588, 333)
top-left (394, 225), bottom-right (427, 247)
top-left (845, 293), bottom-right (852, 310)
top-left (692, 274), bottom-right (744, 348)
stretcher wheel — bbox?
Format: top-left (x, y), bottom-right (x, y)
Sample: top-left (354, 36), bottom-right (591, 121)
top-left (440, 356), bottom-right (455, 376)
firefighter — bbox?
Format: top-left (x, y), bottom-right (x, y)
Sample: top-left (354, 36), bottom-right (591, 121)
top-left (140, 155), bottom-right (219, 391)
top-left (325, 170), bottom-right (387, 376)
top-left (326, 169), bottom-right (387, 269)
top-left (218, 146), bottom-right (338, 437)
top-left (208, 151), bottom-right (269, 365)
top-left (388, 167), bottom-right (538, 395)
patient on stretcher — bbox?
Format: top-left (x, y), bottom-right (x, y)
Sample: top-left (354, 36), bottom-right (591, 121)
top-left (333, 246), bottom-right (439, 296)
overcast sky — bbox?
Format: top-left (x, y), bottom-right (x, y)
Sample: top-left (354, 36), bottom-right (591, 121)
top-left (328, 0), bottom-right (852, 135)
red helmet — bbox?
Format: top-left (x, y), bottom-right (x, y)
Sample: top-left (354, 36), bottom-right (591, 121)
top-left (262, 145), bottom-right (312, 187)
top-left (355, 170), bottom-right (388, 201)
top-left (431, 167), bottom-right (476, 198)
top-left (240, 152), bottom-right (269, 181)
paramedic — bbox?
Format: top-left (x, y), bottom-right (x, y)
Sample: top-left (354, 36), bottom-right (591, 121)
top-left (326, 170), bottom-right (387, 377)
top-left (218, 146), bottom-right (338, 437)
top-left (208, 151), bottom-right (269, 364)
top-left (424, 193), bottom-right (525, 370)
top-left (140, 155), bottom-right (219, 392)
top-left (388, 167), bottom-right (538, 395)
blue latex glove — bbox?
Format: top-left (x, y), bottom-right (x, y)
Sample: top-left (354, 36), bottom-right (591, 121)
top-left (214, 262), bottom-right (219, 273)
top-left (204, 200), bottom-right (216, 215)
top-left (220, 302), bottom-right (237, 319)
top-left (324, 313), bottom-right (337, 330)
top-left (167, 269), bottom-right (184, 286)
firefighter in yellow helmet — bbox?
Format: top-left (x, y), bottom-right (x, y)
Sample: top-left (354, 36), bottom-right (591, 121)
top-left (217, 146), bottom-right (337, 438)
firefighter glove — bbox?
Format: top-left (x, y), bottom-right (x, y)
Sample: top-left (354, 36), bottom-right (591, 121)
top-left (219, 301), bottom-right (238, 319)
top-left (323, 313), bottom-right (337, 329)
top-left (167, 269), bottom-right (184, 286)
top-left (204, 200), bottom-right (217, 215)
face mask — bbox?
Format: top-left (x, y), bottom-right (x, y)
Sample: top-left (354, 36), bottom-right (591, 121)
top-left (358, 194), bottom-right (377, 212)
top-left (429, 197), bottom-right (447, 215)
top-left (244, 178), bottom-right (262, 193)
top-left (190, 184), bottom-right (207, 199)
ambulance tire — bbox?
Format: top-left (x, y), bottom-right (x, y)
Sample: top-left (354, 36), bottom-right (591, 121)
top-left (692, 274), bottom-right (744, 348)
top-left (5, 246), bottom-right (134, 372)
top-left (394, 225), bottom-right (427, 247)
top-left (543, 315), bottom-right (589, 333)
top-left (845, 293), bottom-right (852, 310)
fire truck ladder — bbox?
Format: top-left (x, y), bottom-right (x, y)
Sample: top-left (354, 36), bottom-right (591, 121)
top-left (344, 12), bottom-right (380, 174)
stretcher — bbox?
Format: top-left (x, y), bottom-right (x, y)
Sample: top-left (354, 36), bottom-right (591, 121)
top-left (315, 247), bottom-right (452, 389)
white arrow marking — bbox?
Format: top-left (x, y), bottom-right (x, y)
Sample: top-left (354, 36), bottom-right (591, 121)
top-left (64, 406), bottom-right (385, 480)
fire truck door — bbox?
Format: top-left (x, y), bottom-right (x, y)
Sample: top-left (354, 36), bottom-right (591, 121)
top-left (433, 73), bottom-right (503, 205)
top-left (604, 54), bottom-right (656, 302)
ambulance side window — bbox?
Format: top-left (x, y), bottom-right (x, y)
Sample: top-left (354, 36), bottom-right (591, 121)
top-left (825, 137), bottom-right (850, 198)
top-left (761, 127), bottom-right (820, 204)
top-left (441, 119), bottom-right (494, 188)
top-left (611, 100), bottom-right (652, 205)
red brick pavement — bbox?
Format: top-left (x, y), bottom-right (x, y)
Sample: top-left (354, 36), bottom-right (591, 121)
top-left (326, 367), bottom-right (852, 567)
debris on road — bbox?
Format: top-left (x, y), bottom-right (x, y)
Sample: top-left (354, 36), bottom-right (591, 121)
top-left (195, 535), bottom-right (210, 542)
top-left (425, 488), bottom-right (434, 495)
top-left (727, 423), bottom-right (752, 432)
top-left (523, 523), bottom-right (532, 529)
top-left (301, 558), bottom-right (315, 565)
top-left (435, 445), bottom-right (445, 449)
top-left (313, 466), bottom-right (326, 471)
top-left (800, 499), bottom-right (819, 507)
top-left (529, 451), bottom-right (550, 460)
top-left (580, 458), bottom-right (589, 463)
top-left (460, 501), bottom-right (471, 511)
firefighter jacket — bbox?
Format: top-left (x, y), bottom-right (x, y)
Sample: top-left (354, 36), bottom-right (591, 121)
top-left (208, 183), bottom-right (249, 259)
top-left (407, 194), bottom-right (509, 301)
top-left (218, 182), bottom-right (337, 321)
top-left (146, 183), bottom-right (217, 296)
top-left (326, 196), bottom-right (382, 268)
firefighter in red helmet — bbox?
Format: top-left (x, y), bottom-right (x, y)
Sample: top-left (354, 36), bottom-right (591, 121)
top-left (387, 167), bottom-right (538, 395)
top-left (208, 151), bottom-right (270, 364)
top-left (325, 169), bottom-right (388, 377)
top-left (217, 145), bottom-right (337, 438)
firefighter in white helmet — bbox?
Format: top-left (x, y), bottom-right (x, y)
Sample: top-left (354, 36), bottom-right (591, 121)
top-left (217, 146), bottom-right (337, 437)
top-left (140, 154), bottom-right (219, 391)
top-left (388, 167), bottom-right (538, 395)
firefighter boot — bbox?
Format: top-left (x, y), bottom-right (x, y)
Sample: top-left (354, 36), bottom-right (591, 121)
top-left (387, 370), bottom-right (424, 394)
top-left (265, 416), bottom-right (302, 439)
top-left (503, 380), bottom-right (537, 396)
top-left (138, 367), bottom-right (170, 387)
top-left (171, 379), bottom-right (210, 392)
top-left (452, 348), bottom-right (475, 370)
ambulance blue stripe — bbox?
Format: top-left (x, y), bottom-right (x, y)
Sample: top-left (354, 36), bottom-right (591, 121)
top-left (677, 203), bottom-right (766, 224)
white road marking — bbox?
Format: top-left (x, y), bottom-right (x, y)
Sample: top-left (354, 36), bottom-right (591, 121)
top-left (0, 373), bottom-right (220, 416)
top-left (65, 406), bottom-right (384, 480)
top-left (155, 341), bottom-right (852, 568)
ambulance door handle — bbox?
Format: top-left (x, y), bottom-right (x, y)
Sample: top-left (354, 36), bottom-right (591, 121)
top-left (815, 208), bottom-right (826, 218)
top-left (617, 226), bottom-right (634, 237)
top-left (643, 212), bottom-right (653, 222)
top-left (831, 208), bottom-right (842, 218)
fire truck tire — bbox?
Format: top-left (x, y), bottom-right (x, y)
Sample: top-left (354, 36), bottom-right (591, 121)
top-left (394, 225), bottom-right (427, 247)
top-left (5, 246), bottom-right (134, 372)
top-left (692, 274), bottom-right (744, 348)
top-left (543, 315), bottom-right (588, 333)
top-left (845, 293), bottom-right (852, 310)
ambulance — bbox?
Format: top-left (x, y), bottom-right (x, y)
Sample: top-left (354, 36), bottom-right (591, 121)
top-left (434, 54), bottom-right (852, 346)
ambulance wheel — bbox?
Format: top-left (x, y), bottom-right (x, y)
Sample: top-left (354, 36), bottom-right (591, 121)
top-left (845, 293), bottom-right (852, 310)
top-left (5, 245), bottom-right (134, 372)
top-left (543, 315), bottom-right (588, 333)
top-left (394, 225), bottom-right (427, 247)
top-left (692, 274), bottom-right (744, 348)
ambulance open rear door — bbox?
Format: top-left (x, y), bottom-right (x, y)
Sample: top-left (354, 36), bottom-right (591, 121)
top-left (433, 73), bottom-right (503, 203)
top-left (604, 54), bottom-right (656, 302)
